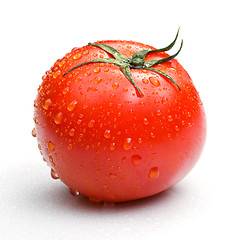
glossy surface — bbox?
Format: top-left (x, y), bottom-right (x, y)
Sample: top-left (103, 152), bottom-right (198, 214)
top-left (34, 40), bottom-right (206, 202)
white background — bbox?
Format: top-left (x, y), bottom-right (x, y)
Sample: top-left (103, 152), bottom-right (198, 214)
top-left (1, 0), bottom-right (239, 239)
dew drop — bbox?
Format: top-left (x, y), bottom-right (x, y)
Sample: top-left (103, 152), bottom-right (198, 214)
top-left (149, 77), bottom-right (160, 87)
top-left (175, 125), bottom-right (180, 131)
top-left (48, 141), bottom-right (54, 152)
top-left (67, 100), bottom-right (77, 111)
top-left (131, 155), bottom-right (142, 166)
top-left (73, 53), bottom-right (82, 60)
top-left (83, 50), bottom-right (89, 55)
top-left (109, 142), bottom-right (116, 151)
top-left (123, 138), bottom-right (133, 151)
top-left (88, 119), bottom-right (95, 128)
top-left (49, 156), bottom-right (53, 163)
top-left (69, 188), bottom-right (80, 196)
top-left (68, 144), bottom-right (73, 150)
top-left (149, 167), bottom-right (159, 179)
top-left (62, 87), bottom-right (69, 94)
top-left (143, 118), bottom-right (149, 125)
top-left (54, 112), bottom-right (63, 124)
top-left (53, 71), bottom-right (60, 79)
top-left (112, 82), bottom-right (119, 89)
top-left (51, 168), bottom-right (59, 180)
top-left (109, 173), bottom-right (117, 179)
top-left (93, 67), bottom-right (101, 73)
top-left (104, 129), bottom-right (111, 139)
top-left (69, 128), bottom-right (75, 136)
top-left (94, 77), bottom-right (102, 84)
top-left (43, 99), bottom-right (51, 110)
top-left (142, 78), bottom-right (149, 84)
top-left (168, 115), bottom-right (173, 122)
top-left (162, 96), bottom-right (168, 104)
top-left (32, 128), bottom-right (36, 137)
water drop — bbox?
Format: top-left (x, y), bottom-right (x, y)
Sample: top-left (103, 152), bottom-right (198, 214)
top-left (162, 96), bottom-right (168, 104)
top-left (143, 118), bottom-right (149, 125)
top-left (67, 100), bottom-right (77, 111)
top-left (83, 50), bottom-right (89, 55)
top-left (54, 112), bottom-right (63, 124)
top-left (131, 155), bottom-right (142, 166)
top-left (43, 99), bottom-right (51, 110)
top-left (69, 188), bottom-right (80, 196)
top-left (123, 138), bottom-right (133, 151)
top-left (93, 67), bottom-right (101, 73)
top-left (168, 115), bottom-right (173, 122)
top-left (104, 129), bottom-right (111, 139)
top-left (109, 173), bottom-right (117, 179)
top-left (51, 168), bottom-right (59, 180)
top-left (88, 119), bottom-right (95, 128)
top-left (94, 77), bottom-right (102, 84)
top-left (32, 128), bottom-right (36, 137)
top-left (149, 77), bottom-right (160, 87)
top-left (149, 167), bottom-right (159, 179)
top-left (73, 53), bottom-right (82, 60)
top-left (84, 71), bottom-right (91, 77)
top-left (175, 125), bottom-right (180, 131)
top-left (142, 78), bottom-right (149, 84)
top-left (68, 144), bottom-right (73, 150)
top-left (69, 128), bottom-right (75, 136)
top-left (48, 141), bottom-right (54, 152)
top-left (112, 82), bottom-right (119, 89)
top-left (49, 156), bottom-right (53, 163)
top-left (109, 142), bottom-right (116, 151)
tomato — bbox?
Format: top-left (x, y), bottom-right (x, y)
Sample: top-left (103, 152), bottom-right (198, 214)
top-left (33, 30), bottom-right (206, 203)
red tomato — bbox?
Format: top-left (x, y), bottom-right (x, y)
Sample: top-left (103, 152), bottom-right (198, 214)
top-left (33, 31), bottom-right (206, 203)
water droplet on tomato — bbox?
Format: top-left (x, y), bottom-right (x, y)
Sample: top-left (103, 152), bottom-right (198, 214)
top-left (67, 100), bottom-right (77, 111)
top-left (162, 96), bottom-right (168, 104)
top-left (109, 173), bottom-right (117, 179)
top-left (149, 167), bottom-right (159, 179)
top-left (112, 82), bottom-right (119, 89)
top-left (94, 77), bottom-right (102, 84)
top-left (48, 141), bottom-right (54, 152)
top-left (175, 125), bottom-right (180, 131)
top-left (43, 99), bottom-right (51, 110)
top-left (54, 112), bottom-right (63, 124)
top-left (32, 128), bottom-right (36, 137)
top-left (62, 87), bottom-right (69, 94)
top-left (104, 129), bottom-right (111, 139)
top-left (109, 142), bottom-right (116, 151)
top-left (69, 128), bottom-right (75, 136)
top-left (88, 119), bottom-right (95, 128)
top-left (49, 156), bottom-right (53, 163)
top-left (168, 115), bottom-right (173, 122)
top-left (143, 118), bottom-right (149, 125)
top-left (69, 188), bottom-right (79, 196)
top-left (83, 50), bottom-right (89, 55)
top-left (142, 78), bottom-right (149, 84)
top-left (123, 138), bottom-right (133, 151)
top-left (51, 168), bottom-right (59, 180)
top-left (73, 53), bottom-right (82, 60)
top-left (93, 67), bottom-right (101, 73)
top-left (149, 77), bottom-right (160, 87)
top-left (131, 155), bottom-right (142, 165)
top-left (68, 144), bottom-right (73, 150)
top-left (53, 71), bottom-right (60, 79)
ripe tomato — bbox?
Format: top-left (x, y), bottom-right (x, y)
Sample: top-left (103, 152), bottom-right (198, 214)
top-left (33, 31), bottom-right (206, 203)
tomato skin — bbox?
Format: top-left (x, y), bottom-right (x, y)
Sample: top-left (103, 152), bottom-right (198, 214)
top-left (34, 40), bottom-right (206, 202)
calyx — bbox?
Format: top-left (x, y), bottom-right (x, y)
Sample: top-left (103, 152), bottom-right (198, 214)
top-left (64, 29), bottom-right (183, 97)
